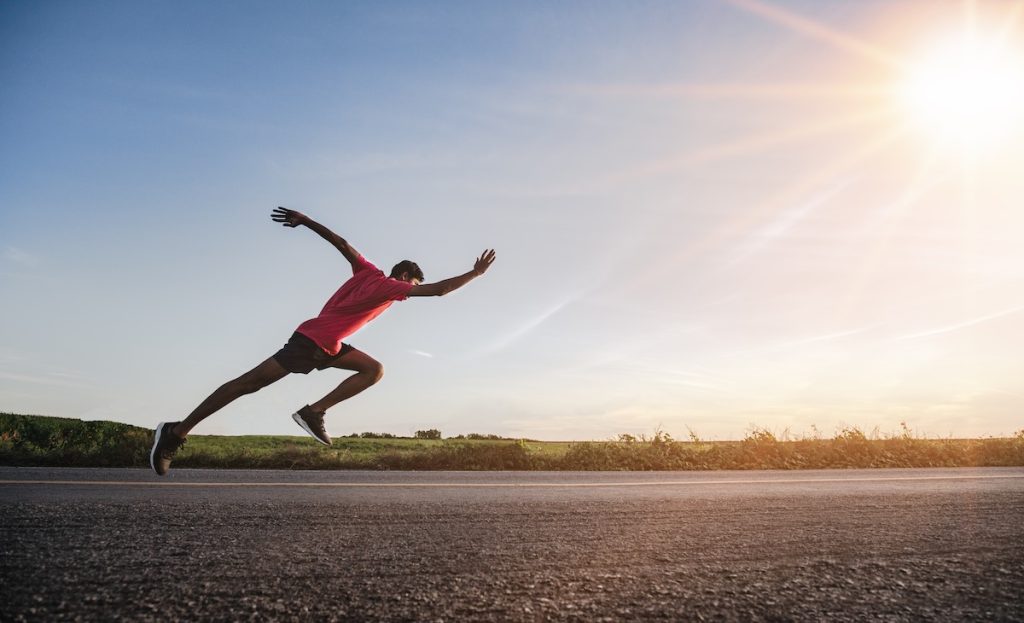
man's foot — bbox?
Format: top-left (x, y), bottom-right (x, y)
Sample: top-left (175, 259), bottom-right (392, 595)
top-left (292, 406), bottom-right (331, 446)
top-left (150, 421), bottom-right (186, 476)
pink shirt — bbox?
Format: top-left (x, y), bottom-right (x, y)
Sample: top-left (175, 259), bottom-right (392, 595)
top-left (295, 256), bottom-right (414, 355)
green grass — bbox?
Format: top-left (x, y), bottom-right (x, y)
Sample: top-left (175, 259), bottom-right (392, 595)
top-left (1, 412), bottom-right (1022, 470)
top-left (176, 435), bottom-right (567, 470)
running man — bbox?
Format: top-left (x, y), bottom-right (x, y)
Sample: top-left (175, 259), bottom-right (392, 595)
top-left (150, 207), bottom-right (496, 475)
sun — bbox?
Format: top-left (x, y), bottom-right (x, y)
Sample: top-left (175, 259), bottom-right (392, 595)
top-left (899, 32), bottom-right (1024, 150)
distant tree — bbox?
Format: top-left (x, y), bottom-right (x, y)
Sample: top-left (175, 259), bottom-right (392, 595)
top-left (415, 429), bottom-right (442, 440)
top-left (464, 433), bottom-right (511, 440)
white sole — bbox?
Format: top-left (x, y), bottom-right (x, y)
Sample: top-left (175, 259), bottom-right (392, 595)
top-left (292, 412), bottom-right (330, 446)
top-left (150, 422), bottom-right (165, 474)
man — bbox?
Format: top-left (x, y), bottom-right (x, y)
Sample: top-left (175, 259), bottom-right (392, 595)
top-left (150, 207), bottom-right (496, 475)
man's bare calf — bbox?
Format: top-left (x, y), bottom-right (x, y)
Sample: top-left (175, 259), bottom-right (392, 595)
top-left (172, 358), bottom-right (290, 439)
top-left (308, 349), bottom-right (385, 414)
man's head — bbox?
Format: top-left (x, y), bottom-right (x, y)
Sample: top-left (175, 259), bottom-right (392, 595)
top-left (390, 260), bottom-right (424, 285)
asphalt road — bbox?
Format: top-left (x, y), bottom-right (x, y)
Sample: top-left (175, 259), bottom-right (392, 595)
top-left (2, 467), bottom-right (1023, 621)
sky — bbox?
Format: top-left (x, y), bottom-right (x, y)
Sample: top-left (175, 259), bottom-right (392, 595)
top-left (2, 0), bottom-right (1023, 440)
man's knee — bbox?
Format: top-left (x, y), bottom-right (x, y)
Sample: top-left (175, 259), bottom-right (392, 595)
top-left (365, 360), bottom-right (384, 384)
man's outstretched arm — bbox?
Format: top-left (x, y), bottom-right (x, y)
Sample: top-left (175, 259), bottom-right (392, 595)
top-left (271, 207), bottom-right (363, 271)
top-left (408, 249), bottom-right (496, 297)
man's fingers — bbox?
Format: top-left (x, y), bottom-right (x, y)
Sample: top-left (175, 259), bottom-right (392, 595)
top-left (473, 249), bottom-right (496, 274)
top-left (272, 208), bottom-right (298, 223)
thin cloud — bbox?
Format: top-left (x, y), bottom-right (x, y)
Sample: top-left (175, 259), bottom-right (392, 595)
top-left (0, 370), bottom-right (92, 389)
top-left (776, 326), bottom-right (876, 348)
top-left (409, 350), bottom-right (435, 358)
top-left (720, 178), bottom-right (853, 268)
top-left (3, 246), bottom-right (39, 267)
top-left (893, 304), bottom-right (1024, 341)
top-left (476, 295), bottom-right (580, 355)
top-left (630, 365), bottom-right (733, 393)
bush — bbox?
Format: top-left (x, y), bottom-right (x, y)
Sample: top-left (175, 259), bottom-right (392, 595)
top-left (414, 429), bottom-right (442, 440)
top-left (0, 412), bottom-right (150, 467)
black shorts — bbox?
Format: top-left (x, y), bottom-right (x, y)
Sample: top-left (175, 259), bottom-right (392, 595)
top-left (272, 332), bottom-right (355, 374)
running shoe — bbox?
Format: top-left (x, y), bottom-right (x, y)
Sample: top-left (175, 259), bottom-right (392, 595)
top-left (292, 405), bottom-right (331, 446)
top-left (150, 421), bottom-right (186, 476)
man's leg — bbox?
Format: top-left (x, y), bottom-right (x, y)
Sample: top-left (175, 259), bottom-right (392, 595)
top-left (309, 349), bottom-right (385, 413)
top-left (174, 357), bottom-right (290, 438)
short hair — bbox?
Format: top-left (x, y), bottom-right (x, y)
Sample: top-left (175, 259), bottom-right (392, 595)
top-left (389, 260), bottom-right (424, 281)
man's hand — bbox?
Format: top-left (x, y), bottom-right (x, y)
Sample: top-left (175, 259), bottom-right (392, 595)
top-left (473, 249), bottom-right (497, 276)
top-left (273, 207), bottom-right (363, 271)
top-left (271, 207), bottom-right (308, 228)
top-left (408, 249), bottom-right (497, 297)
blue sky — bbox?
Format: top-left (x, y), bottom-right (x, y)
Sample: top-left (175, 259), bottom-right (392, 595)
top-left (3, 0), bottom-right (1023, 439)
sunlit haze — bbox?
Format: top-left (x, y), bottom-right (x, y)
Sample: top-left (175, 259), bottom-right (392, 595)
top-left (2, 0), bottom-right (1022, 439)
top-left (900, 31), bottom-right (1024, 149)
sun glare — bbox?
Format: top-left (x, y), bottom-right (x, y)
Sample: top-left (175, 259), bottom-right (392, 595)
top-left (900, 34), bottom-right (1024, 150)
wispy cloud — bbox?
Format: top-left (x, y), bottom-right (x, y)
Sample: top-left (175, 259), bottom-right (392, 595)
top-left (0, 370), bottom-right (92, 389)
top-left (0, 349), bottom-right (26, 365)
top-left (775, 325), bottom-right (876, 349)
top-left (721, 178), bottom-right (853, 268)
top-left (3, 246), bottom-right (39, 268)
top-left (894, 304), bottom-right (1024, 341)
top-left (624, 363), bottom-right (733, 393)
top-left (475, 295), bottom-right (581, 355)
top-left (409, 350), bottom-right (434, 358)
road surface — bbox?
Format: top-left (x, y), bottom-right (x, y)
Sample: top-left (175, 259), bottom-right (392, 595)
top-left (2, 467), bottom-right (1023, 621)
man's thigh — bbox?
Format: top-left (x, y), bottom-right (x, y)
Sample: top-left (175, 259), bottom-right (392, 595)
top-left (321, 346), bottom-right (381, 373)
top-left (238, 356), bottom-right (291, 386)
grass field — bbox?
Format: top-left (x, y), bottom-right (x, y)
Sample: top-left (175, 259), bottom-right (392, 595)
top-left (2, 412), bottom-right (1022, 470)
top-left (166, 434), bottom-right (574, 470)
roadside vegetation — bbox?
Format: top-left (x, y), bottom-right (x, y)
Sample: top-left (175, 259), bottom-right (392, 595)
top-left (2, 412), bottom-right (1022, 470)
